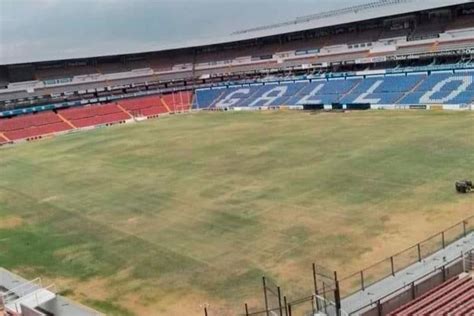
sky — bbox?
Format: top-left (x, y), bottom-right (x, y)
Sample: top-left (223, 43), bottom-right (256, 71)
top-left (0, 0), bottom-right (368, 65)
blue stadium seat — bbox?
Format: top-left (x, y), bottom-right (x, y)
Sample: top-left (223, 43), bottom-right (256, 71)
top-left (195, 72), bottom-right (474, 108)
top-left (352, 75), bottom-right (424, 93)
top-left (341, 92), bottom-right (405, 104)
top-left (194, 89), bottom-right (225, 109)
top-left (246, 83), bottom-right (307, 107)
top-left (286, 79), bottom-right (361, 105)
top-left (400, 74), bottom-right (474, 104)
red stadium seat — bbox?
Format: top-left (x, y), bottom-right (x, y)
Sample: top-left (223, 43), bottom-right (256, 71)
top-left (0, 112), bottom-right (62, 132)
top-left (447, 299), bottom-right (474, 315)
top-left (117, 95), bottom-right (164, 109)
top-left (116, 95), bottom-right (169, 117)
top-left (161, 91), bottom-right (192, 112)
top-left (388, 276), bottom-right (459, 315)
top-left (0, 112), bottom-right (71, 141)
top-left (60, 104), bottom-right (123, 120)
top-left (430, 290), bottom-right (474, 315)
top-left (59, 104), bottom-right (130, 128)
top-left (0, 92), bottom-right (190, 142)
top-left (138, 106), bottom-right (168, 116)
top-left (71, 112), bottom-right (130, 128)
top-left (412, 280), bottom-right (474, 315)
top-left (4, 122), bottom-right (72, 140)
top-left (389, 274), bottom-right (474, 316)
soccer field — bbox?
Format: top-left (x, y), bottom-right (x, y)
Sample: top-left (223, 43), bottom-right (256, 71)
top-left (0, 110), bottom-right (473, 315)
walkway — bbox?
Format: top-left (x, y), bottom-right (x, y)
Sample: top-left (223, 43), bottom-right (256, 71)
top-left (341, 232), bottom-right (474, 314)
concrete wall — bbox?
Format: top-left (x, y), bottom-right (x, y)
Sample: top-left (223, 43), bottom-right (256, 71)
top-left (40, 296), bottom-right (103, 316)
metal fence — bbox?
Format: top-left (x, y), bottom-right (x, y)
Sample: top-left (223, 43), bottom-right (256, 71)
top-left (239, 264), bottom-right (343, 316)
top-left (348, 251), bottom-right (470, 315)
top-left (338, 215), bottom-right (474, 298)
top-left (204, 215), bottom-right (474, 316)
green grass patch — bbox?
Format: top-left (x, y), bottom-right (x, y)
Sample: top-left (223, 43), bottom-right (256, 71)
top-left (0, 110), bottom-right (472, 314)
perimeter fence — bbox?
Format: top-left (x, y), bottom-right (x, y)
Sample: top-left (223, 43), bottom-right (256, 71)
top-left (203, 215), bottom-right (474, 316)
top-left (338, 215), bottom-right (474, 297)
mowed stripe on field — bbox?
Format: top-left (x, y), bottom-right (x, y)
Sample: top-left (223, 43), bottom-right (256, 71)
top-left (0, 110), bottom-right (472, 315)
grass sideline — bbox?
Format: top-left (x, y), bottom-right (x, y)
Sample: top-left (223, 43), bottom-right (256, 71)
top-left (0, 110), bottom-right (473, 315)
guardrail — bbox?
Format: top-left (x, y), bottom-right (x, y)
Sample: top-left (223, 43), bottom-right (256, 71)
top-left (230, 215), bottom-right (474, 316)
top-left (348, 251), bottom-right (471, 315)
top-left (338, 216), bottom-right (474, 298)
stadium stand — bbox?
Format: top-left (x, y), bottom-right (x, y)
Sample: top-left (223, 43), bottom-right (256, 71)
top-left (97, 62), bottom-right (130, 75)
top-left (287, 79), bottom-right (361, 105)
top-left (401, 72), bottom-right (474, 104)
top-left (0, 134), bottom-right (9, 144)
top-left (116, 95), bottom-right (170, 117)
top-left (379, 24), bottom-right (412, 39)
top-left (2, 1), bottom-right (473, 107)
top-left (59, 103), bottom-right (131, 128)
top-left (447, 14), bottom-right (474, 30)
top-left (341, 74), bottom-right (425, 104)
top-left (387, 273), bottom-right (474, 316)
top-left (0, 1), bottom-right (473, 144)
top-left (194, 89), bottom-right (226, 109)
top-left (195, 71), bottom-right (474, 108)
top-left (0, 90), bottom-right (192, 143)
top-left (35, 65), bottom-right (99, 81)
top-left (0, 111), bottom-right (72, 141)
top-left (408, 19), bottom-right (448, 41)
top-left (161, 91), bottom-right (193, 112)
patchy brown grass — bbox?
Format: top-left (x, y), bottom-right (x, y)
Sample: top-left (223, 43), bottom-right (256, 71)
top-left (0, 111), bottom-right (472, 315)
top-left (0, 216), bottom-right (23, 229)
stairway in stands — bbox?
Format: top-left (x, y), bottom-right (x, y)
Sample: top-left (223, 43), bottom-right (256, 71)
top-left (0, 112), bottom-right (72, 141)
top-left (0, 91), bottom-right (193, 144)
top-left (161, 91), bottom-right (193, 112)
top-left (116, 95), bottom-right (169, 118)
top-left (59, 103), bottom-right (130, 128)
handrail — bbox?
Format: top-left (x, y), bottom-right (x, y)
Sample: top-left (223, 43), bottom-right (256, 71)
top-left (10, 283), bottom-right (57, 313)
top-left (239, 215), bottom-right (474, 316)
top-left (1, 277), bottom-right (42, 302)
top-left (348, 251), bottom-right (470, 315)
top-left (339, 215), bottom-right (474, 283)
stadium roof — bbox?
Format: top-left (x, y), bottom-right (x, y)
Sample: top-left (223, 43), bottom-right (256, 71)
top-left (4, 0), bottom-right (473, 66)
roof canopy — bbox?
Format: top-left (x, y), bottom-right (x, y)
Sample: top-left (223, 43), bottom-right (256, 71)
top-left (4, 0), bottom-right (472, 66)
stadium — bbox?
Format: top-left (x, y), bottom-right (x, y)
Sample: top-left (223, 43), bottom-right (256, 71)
top-left (0, 0), bottom-right (473, 315)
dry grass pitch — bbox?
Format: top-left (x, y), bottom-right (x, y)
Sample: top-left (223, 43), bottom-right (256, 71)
top-left (0, 110), bottom-right (473, 315)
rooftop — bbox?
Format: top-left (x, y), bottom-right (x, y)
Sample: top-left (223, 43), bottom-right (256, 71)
top-left (3, 0), bottom-right (472, 66)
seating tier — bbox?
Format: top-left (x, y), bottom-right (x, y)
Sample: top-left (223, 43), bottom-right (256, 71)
top-left (71, 112), bottom-right (130, 128)
top-left (388, 275), bottom-right (474, 316)
top-left (117, 96), bottom-right (165, 111)
top-left (196, 73), bottom-right (474, 108)
top-left (4, 122), bottom-right (72, 140)
top-left (162, 91), bottom-right (193, 111)
top-left (60, 104), bottom-right (123, 120)
top-left (0, 112), bottom-right (62, 132)
top-left (0, 134), bottom-right (8, 144)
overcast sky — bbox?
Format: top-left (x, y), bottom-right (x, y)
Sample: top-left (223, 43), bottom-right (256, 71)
top-left (0, 0), bottom-right (368, 64)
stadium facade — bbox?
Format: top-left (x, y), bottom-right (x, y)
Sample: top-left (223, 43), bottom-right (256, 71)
top-left (1, 0), bottom-right (473, 144)
top-left (0, 0), bottom-right (473, 107)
